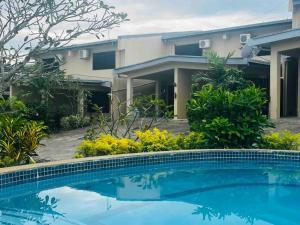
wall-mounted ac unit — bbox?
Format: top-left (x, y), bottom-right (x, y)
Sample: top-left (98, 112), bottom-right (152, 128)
top-left (199, 39), bottom-right (211, 49)
top-left (240, 34), bottom-right (251, 45)
top-left (79, 49), bottom-right (90, 59)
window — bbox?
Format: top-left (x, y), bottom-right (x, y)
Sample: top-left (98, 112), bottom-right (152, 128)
top-left (175, 44), bottom-right (202, 56)
top-left (87, 91), bottom-right (110, 113)
top-left (93, 51), bottom-right (116, 70)
top-left (42, 58), bottom-right (59, 72)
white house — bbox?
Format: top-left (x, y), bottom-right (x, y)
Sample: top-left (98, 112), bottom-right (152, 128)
top-left (14, 2), bottom-right (297, 120)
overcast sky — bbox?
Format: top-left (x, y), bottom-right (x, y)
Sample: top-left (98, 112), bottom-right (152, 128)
top-left (73, 0), bottom-right (291, 43)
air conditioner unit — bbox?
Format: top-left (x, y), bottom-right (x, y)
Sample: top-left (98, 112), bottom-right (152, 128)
top-left (199, 39), bottom-right (211, 49)
top-left (79, 49), bottom-right (90, 59)
top-left (240, 34), bottom-right (251, 45)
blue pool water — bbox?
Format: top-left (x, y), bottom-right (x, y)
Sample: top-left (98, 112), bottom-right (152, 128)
top-left (0, 161), bottom-right (300, 225)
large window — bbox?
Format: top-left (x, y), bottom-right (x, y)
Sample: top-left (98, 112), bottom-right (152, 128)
top-left (87, 91), bottom-right (110, 113)
top-left (42, 58), bottom-right (59, 72)
top-left (175, 44), bottom-right (202, 56)
top-left (93, 51), bottom-right (116, 70)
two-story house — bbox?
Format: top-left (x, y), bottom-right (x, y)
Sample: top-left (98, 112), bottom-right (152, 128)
top-left (243, 0), bottom-right (300, 120)
top-left (15, 4), bottom-right (296, 120)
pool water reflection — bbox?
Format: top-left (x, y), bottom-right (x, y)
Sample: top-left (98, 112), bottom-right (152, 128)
top-left (0, 161), bottom-right (300, 225)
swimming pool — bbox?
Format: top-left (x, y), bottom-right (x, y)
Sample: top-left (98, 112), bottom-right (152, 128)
top-left (0, 150), bottom-right (300, 225)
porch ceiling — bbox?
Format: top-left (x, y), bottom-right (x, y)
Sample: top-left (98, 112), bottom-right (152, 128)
top-left (114, 55), bottom-right (248, 78)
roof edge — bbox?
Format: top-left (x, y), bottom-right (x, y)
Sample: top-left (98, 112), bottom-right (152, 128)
top-left (114, 55), bottom-right (248, 75)
top-left (51, 39), bottom-right (117, 52)
top-left (162, 19), bottom-right (292, 41)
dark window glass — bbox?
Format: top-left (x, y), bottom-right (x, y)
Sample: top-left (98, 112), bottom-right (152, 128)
top-left (87, 91), bottom-right (110, 113)
top-left (175, 44), bottom-right (202, 56)
top-left (42, 58), bottom-right (59, 72)
top-left (93, 51), bottom-right (116, 70)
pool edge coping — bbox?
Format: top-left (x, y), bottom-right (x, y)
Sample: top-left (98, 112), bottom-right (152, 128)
top-left (1, 149), bottom-right (299, 174)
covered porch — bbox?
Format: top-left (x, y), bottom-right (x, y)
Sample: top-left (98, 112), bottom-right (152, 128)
top-left (115, 55), bottom-right (249, 119)
top-left (244, 29), bottom-right (300, 119)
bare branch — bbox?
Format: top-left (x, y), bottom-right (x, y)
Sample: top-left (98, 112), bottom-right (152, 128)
top-left (0, 0), bottom-right (128, 96)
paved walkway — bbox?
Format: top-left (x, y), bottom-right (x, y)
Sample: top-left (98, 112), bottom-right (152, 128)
top-left (37, 120), bottom-right (190, 161)
top-left (37, 118), bottom-right (300, 162)
top-left (37, 127), bottom-right (89, 162)
top-left (271, 118), bottom-right (300, 133)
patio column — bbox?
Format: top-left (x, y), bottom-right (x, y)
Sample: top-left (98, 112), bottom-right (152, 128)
top-left (126, 77), bottom-right (133, 112)
top-left (174, 68), bottom-right (192, 120)
top-left (155, 80), bottom-right (161, 112)
top-left (269, 48), bottom-right (281, 120)
top-left (77, 89), bottom-right (85, 117)
top-left (297, 57), bottom-right (300, 117)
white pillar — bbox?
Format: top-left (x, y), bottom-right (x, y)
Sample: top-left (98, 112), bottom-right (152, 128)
top-left (297, 57), bottom-right (300, 117)
top-left (9, 85), bottom-right (13, 98)
top-left (282, 58), bottom-right (287, 117)
top-left (174, 68), bottom-right (179, 120)
top-left (155, 80), bottom-right (161, 112)
top-left (269, 49), bottom-right (281, 120)
top-left (77, 89), bottom-right (85, 117)
top-left (155, 80), bottom-right (161, 99)
top-left (126, 78), bottom-right (133, 112)
top-left (174, 68), bottom-right (192, 120)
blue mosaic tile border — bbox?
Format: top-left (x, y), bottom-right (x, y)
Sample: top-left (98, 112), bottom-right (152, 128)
top-left (1, 150), bottom-right (300, 188)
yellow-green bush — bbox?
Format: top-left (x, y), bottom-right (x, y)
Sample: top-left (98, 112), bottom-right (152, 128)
top-left (76, 134), bottom-right (141, 158)
top-left (260, 130), bottom-right (300, 150)
top-left (176, 132), bottom-right (205, 150)
top-left (77, 128), bottom-right (208, 158)
top-left (135, 128), bottom-right (179, 152)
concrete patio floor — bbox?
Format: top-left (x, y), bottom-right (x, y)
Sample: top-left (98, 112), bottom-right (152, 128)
top-left (37, 120), bottom-right (190, 161)
top-left (36, 118), bottom-right (300, 162)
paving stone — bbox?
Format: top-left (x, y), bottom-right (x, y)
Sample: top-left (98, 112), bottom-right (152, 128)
top-left (37, 118), bottom-right (300, 162)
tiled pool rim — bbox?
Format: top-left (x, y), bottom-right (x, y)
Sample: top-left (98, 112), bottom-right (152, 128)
top-left (1, 149), bottom-right (300, 188)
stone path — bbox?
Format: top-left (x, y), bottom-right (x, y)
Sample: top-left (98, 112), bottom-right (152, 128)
top-left (37, 127), bottom-right (89, 162)
top-left (271, 118), bottom-right (300, 133)
top-left (37, 118), bottom-right (300, 162)
top-left (37, 120), bottom-right (190, 161)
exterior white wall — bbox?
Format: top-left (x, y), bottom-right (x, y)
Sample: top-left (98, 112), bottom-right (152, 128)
top-left (269, 38), bottom-right (300, 119)
top-left (293, 5), bottom-right (300, 28)
top-left (269, 48), bottom-right (281, 120)
top-left (174, 68), bottom-right (192, 119)
top-left (117, 35), bottom-right (172, 67)
top-left (57, 22), bottom-right (291, 84)
top-left (59, 44), bottom-right (116, 82)
top-left (167, 24), bottom-right (291, 58)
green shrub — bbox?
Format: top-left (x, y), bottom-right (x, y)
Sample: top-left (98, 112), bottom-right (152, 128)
top-left (60, 114), bottom-right (90, 130)
top-left (0, 98), bottom-right (47, 167)
top-left (0, 116), bottom-right (47, 167)
top-left (193, 51), bottom-right (251, 91)
top-left (187, 85), bottom-right (272, 148)
top-left (260, 130), bottom-right (300, 150)
top-left (176, 132), bottom-right (205, 149)
top-left (0, 97), bottom-right (28, 117)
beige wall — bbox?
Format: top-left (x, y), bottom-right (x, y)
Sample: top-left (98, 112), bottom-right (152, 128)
top-left (174, 68), bottom-right (192, 119)
top-left (293, 5), bottom-right (300, 28)
top-left (269, 38), bottom-right (300, 119)
top-left (57, 22), bottom-right (290, 85)
top-left (166, 24), bottom-right (291, 58)
top-left (117, 35), bottom-right (173, 67)
top-left (59, 44), bottom-right (116, 82)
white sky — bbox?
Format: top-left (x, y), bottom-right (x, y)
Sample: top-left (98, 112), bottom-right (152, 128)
top-left (73, 0), bottom-right (291, 43)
